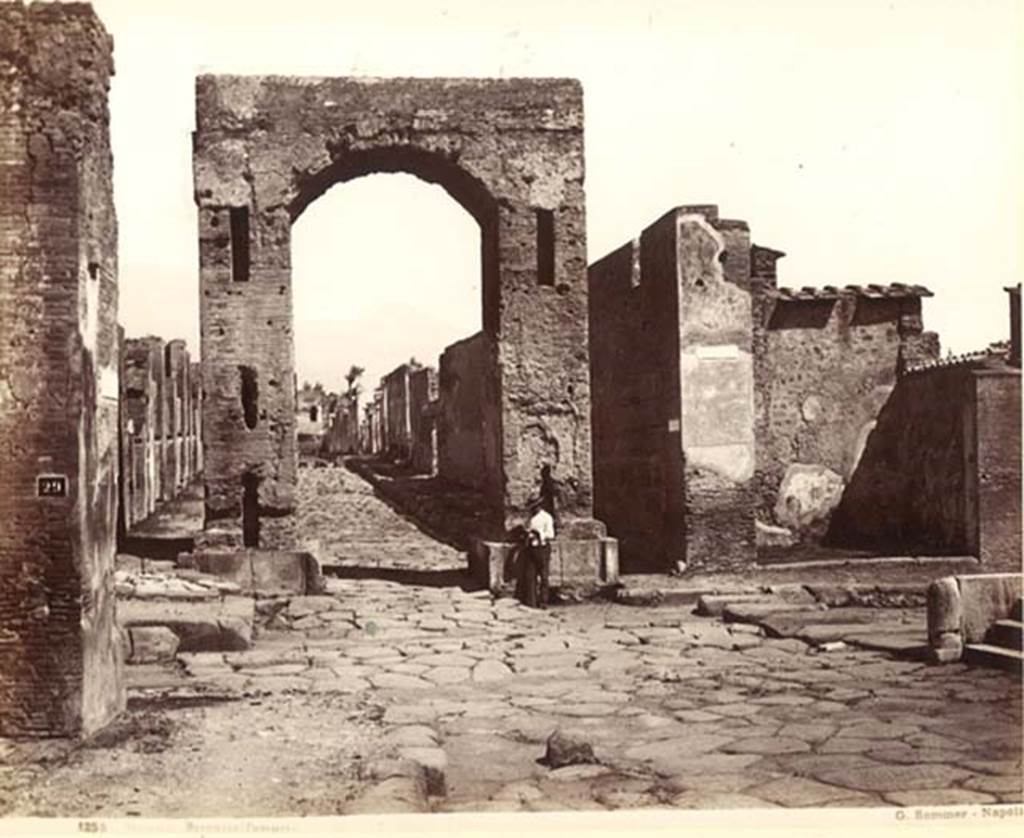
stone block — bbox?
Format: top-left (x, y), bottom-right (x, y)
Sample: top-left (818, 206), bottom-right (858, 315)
top-left (184, 549), bottom-right (324, 596)
top-left (117, 596), bottom-right (254, 652)
top-left (958, 573), bottom-right (1022, 644)
top-left (127, 627), bottom-right (180, 664)
top-left (926, 576), bottom-right (962, 645)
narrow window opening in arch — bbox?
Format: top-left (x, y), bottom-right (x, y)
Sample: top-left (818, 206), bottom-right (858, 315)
top-left (230, 206), bottom-right (250, 283)
top-left (309, 405), bottom-right (318, 423)
top-left (536, 209), bottom-right (555, 286)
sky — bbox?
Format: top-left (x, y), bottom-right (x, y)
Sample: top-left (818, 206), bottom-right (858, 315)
top-left (94, 0), bottom-right (1023, 393)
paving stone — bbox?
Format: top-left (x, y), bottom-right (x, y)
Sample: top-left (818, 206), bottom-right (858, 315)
top-left (471, 659), bottom-right (513, 682)
top-left (307, 675), bottom-right (369, 693)
top-left (370, 673), bottom-right (432, 690)
top-left (670, 791), bottom-right (778, 809)
top-left (383, 726), bottom-right (440, 748)
top-left (748, 776), bottom-right (874, 807)
top-left (624, 735), bottom-right (736, 775)
top-left (662, 771), bottom-right (773, 794)
top-left (722, 737), bottom-right (810, 755)
top-left (836, 721), bottom-right (922, 740)
top-left (962, 774), bottom-right (1024, 794)
top-left (883, 789), bottom-right (999, 806)
top-left (777, 723), bottom-right (837, 743)
top-left (423, 666), bottom-right (471, 685)
top-left (673, 710), bottom-right (722, 723)
top-left (812, 763), bottom-right (970, 792)
top-left (551, 703), bottom-right (620, 718)
top-left (286, 596), bottom-right (339, 619)
top-left (383, 705), bottom-right (443, 725)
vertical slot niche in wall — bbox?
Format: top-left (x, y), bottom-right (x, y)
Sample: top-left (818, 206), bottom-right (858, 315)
top-left (230, 206), bottom-right (250, 283)
top-left (241, 472), bottom-right (261, 548)
top-left (239, 365), bottom-right (259, 430)
top-left (536, 208), bottom-right (555, 287)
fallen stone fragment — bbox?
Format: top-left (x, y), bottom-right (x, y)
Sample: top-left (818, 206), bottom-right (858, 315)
top-left (127, 626), bottom-right (180, 664)
top-left (543, 730), bottom-right (598, 768)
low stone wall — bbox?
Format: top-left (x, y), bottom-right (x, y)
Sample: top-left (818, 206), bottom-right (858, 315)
top-left (927, 572), bottom-right (1022, 662)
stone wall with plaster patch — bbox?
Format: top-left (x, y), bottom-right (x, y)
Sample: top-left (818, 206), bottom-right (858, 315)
top-left (588, 206), bottom-right (756, 571)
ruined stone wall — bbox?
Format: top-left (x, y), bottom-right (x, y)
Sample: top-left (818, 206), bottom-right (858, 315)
top-left (122, 338), bottom-right (161, 527)
top-left (163, 340), bottom-right (190, 496)
top-left (383, 364), bottom-right (413, 461)
top-left (438, 333), bottom-right (492, 492)
top-left (190, 360), bottom-right (203, 475)
top-left (828, 364), bottom-right (978, 555)
top-left (0, 1), bottom-right (123, 736)
top-left (118, 336), bottom-right (201, 530)
top-left (321, 393), bottom-right (359, 457)
top-left (975, 369), bottom-right (1022, 568)
top-left (754, 290), bottom-right (939, 544)
top-left (410, 366), bottom-right (438, 474)
top-left (195, 75), bottom-right (596, 543)
top-left (588, 237), bottom-right (683, 572)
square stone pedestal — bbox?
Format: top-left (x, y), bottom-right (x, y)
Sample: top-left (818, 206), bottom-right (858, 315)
top-left (468, 536), bottom-right (619, 595)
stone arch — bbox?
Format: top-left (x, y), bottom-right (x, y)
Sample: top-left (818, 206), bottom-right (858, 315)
top-left (194, 75), bottom-right (601, 548)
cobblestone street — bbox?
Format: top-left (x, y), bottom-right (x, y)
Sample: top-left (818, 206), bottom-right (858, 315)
top-left (2, 467), bottom-right (1021, 817)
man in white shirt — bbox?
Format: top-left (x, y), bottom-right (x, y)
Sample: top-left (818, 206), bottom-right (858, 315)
top-left (521, 496), bottom-right (554, 608)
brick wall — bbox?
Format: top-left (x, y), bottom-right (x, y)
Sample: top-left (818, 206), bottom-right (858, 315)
top-left (0, 1), bottom-right (123, 736)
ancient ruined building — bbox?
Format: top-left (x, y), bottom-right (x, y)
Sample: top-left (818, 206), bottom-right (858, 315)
top-left (118, 334), bottom-right (203, 533)
top-left (0, 2), bottom-right (123, 736)
top-left (193, 75), bottom-right (615, 578)
top-left (588, 205), bottom-right (1022, 573)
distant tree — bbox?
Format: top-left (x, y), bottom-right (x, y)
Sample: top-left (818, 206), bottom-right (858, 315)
top-left (345, 365), bottom-right (365, 398)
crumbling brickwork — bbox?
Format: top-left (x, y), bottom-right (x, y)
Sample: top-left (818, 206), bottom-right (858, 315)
top-left (194, 76), bottom-right (602, 544)
top-left (0, 1), bottom-right (123, 736)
